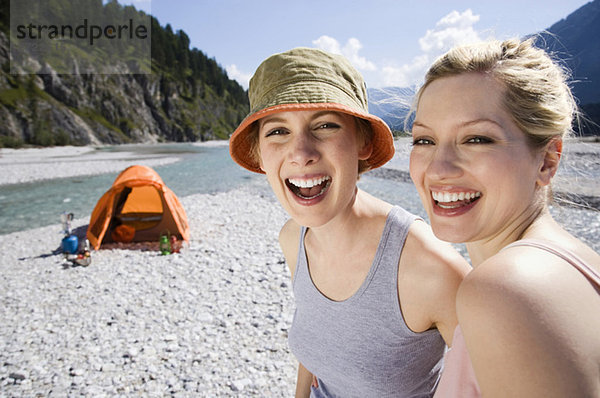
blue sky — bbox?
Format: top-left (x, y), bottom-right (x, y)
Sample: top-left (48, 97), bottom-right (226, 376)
top-left (113, 0), bottom-right (590, 89)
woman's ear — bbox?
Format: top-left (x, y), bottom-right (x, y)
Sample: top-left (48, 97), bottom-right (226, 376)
top-left (358, 140), bottom-right (373, 161)
top-left (537, 138), bottom-right (562, 186)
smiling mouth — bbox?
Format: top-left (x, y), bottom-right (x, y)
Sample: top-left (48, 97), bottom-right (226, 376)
top-left (432, 190), bottom-right (481, 209)
top-left (286, 176), bottom-right (332, 200)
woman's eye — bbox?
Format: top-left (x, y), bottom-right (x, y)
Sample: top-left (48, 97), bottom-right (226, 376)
top-left (265, 128), bottom-right (287, 137)
top-left (466, 136), bottom-right (492, 144)
top-left (316, 122), bottom-right (340, 130)
top-left (412, 138), bottom-right (433, 146)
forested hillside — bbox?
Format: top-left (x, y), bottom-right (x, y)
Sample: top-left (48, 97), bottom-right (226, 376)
top-left (0, 0), bottom-right (249, 147)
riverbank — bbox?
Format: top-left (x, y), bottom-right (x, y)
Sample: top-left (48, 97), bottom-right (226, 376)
top-left (0, 142), bottom-right (227, 186)
top-left (0, 181), bottom-right (298, 396)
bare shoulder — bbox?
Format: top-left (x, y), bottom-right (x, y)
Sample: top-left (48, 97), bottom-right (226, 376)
top-left (457, 248), bottom-right (600, 396)
top-left (456, 251), bottom-right (540, 333)
top-left (458, 245), bottom-right (599, 317)
top-left (399, 220), bottom-right (470, 343)
top-left (403, 219), bottom-right (470, 281)
top-left (279, 219), bottom-right (303, 278)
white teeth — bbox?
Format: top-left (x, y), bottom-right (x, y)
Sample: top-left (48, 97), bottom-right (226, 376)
top-left (288, 176), bottom-right (331, 188)
top-left (432, 191), bottom-right (481, 203)
top-left (438, 202), bottom-right (460, 209)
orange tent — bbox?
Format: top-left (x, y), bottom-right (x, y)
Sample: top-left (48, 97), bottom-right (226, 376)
top-left (87, 165), bottom-right (190, 250)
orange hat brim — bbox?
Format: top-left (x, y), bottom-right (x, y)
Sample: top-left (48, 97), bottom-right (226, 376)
top-left (229, 103), bottom-right (394, 174)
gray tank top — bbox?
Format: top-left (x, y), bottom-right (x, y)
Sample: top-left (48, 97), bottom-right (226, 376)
top-left (288, 206), bottom-right (445, 398)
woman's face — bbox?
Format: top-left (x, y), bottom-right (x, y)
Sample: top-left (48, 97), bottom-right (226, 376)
top-left (258, 110), bottom-right (371, 228)
top-left (409, 72), bottom-right (546, 244)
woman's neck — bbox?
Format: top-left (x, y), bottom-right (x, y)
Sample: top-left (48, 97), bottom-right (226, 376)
top-left (306, 189), bottom-right (391, 253)
top-left (466, 205), bottom-right (552, 267)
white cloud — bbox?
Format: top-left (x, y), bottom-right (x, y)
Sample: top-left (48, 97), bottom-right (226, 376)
top-left (343, 38), bottom-right (377, 71)
top-left (312, 35), bottom-right (342, 55)
top-left (419, 9), bottom-right (481, 53)
top-left (226, 64), bottom-right (252, 89)
top-left (311, 10), bottom-right (484, 88)
top-left (383, 9), bottom-right (484, 87)
top-left (382, 54), bottom-right (430, 87)
top-left (312, 36), bottom-right (376, 72)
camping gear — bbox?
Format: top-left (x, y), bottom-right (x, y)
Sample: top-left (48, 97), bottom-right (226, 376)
top-left (87, 165), bottom-right (189, 250)
top-left (72, 239), bottom-right (92, 266)
top-left (169, 235), bottom-right (181, 253)
top-left (159, 233), bottom-right (171, 255)
top-left (60, 212), bottom-right (78, 254)
top-left (111, 224), bottom-right (136, 243)
top-left (62, 235), bottom-right (79, 254)
top-left (59, 212), bottom-right (92, 266)
top-left (63, 239), bottom-right (92, 267)
top-left (61, 212), bottom-right (74, 235)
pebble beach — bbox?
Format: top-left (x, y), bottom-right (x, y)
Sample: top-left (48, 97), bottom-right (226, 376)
top-left (0, 145), bottom-right (297, 397)
top-left (1, 142), bottom-right (599, 397)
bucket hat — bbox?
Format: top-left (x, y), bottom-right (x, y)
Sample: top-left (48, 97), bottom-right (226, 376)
top-left (229, 47), bottom-right (394, 174)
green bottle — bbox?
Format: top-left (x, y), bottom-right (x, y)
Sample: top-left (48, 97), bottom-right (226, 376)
top-left (159, 234), bottom-right (171, 255)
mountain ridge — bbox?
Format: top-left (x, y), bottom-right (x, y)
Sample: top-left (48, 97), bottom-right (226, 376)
top-left (367, 86), bottom-right (415, 133)
top-left (539, 0), bottom-right (600, 106)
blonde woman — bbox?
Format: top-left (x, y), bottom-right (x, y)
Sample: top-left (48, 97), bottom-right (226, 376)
top-left (409, 38), bottom-right (600, 397)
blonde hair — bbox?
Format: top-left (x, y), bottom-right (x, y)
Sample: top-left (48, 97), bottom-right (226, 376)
top-left (413, 38), bottom-right (577, 148)
top-left (248, 114), bottom-right (374, 175)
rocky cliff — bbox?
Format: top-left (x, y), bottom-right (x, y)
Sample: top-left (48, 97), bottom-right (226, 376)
top-left (0, 28), bottom-right (249, 148)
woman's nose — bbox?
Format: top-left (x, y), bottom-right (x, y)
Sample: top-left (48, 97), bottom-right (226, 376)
top-left (426, 145), bottom-right (463, 180)
top-left (288, 133), bottom-right (320, 166)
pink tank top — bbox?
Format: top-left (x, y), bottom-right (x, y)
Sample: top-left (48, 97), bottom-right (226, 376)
top-left (434, 239), bottom-right (600, 398)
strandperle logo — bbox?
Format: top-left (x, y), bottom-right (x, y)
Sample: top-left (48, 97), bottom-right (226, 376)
top-left (10, 0), bottom-right (152, 75)
top-left (14, 18), bottom-right (148, 46)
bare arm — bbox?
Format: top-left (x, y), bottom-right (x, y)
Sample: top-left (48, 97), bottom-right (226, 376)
top-left (279, 219), bottom-right (302, 279)
top-left (295, 362), bottom-right (314, 398)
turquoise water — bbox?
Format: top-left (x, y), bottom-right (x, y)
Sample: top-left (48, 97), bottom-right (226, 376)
top-left (0, 145), bottom-right (263, 235)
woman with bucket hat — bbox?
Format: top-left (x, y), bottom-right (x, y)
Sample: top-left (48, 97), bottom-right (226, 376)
top-left (230, 47), bottom-right (470, 397)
